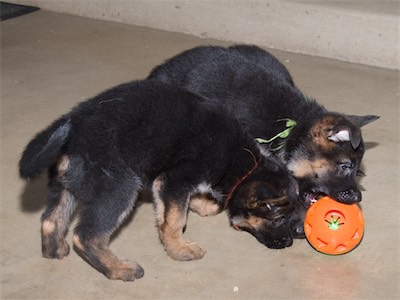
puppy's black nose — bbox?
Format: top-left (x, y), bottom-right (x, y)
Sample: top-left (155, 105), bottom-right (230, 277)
top-left (336, 189), bottom-right (362, 203)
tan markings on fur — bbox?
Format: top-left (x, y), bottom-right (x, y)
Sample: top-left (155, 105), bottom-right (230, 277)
top-left (72, 234), bottom-right (84, 251)
top-left (41, 189), bottom-right (73, 232)
top-left (73, 235), bottom-right (121, 270)
top-left (237, 215), bottom-right (265, 231)
top-left (247, 216), bottom-right (263, 230)
top-left (189, 194), bottom-right (222, 217)
top-left (152, 176), bottom-right (165, 227)
top-left (41, 189), bottom-right (74, 259)
top-left (42, 220), bottom-right (56, 235)
top-left (159, 203), bottom-right (205, 261)
top-left (57, 155), bottom-right (69, 175)
top-left (310, 116), bottom-right (337, 150)
top-left (159, 204), bottom-right (187, 242)
top-left (288, 158), bottom-right (331, 179)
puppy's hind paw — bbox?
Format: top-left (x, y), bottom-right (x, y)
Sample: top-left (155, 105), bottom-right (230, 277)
top-left (42, 239), bottom-right (70, 259)
top-left (105, 261), bottom-right (145, 282)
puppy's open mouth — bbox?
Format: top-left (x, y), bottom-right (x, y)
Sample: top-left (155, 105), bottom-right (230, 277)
top-left (303, 192), bottom-right (326, 207)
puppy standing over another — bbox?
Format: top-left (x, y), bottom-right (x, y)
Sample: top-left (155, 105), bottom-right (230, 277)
top-left (19, 80), bottom-right (296, 281)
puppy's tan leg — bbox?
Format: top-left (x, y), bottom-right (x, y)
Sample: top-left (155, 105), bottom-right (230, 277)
top-left (159, 204), bottom-right (205, 261)
top-left (153, 177), bottom-right (205, 261)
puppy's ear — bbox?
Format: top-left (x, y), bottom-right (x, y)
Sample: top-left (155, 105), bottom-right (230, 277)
top-left (328, 125), bottom-right (361, 149)
top-left (311, 115), bottom-right (366, 150)
top-left (243, 183), bottom-right (293, 220)
top-left (345, 115), bottom-right (380, 128)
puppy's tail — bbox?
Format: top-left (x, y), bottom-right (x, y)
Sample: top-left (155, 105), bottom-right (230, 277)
top-left (19, 116), bottom-right (71, 179)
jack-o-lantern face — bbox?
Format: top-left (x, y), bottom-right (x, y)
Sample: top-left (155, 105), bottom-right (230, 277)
top-left (304, 196), bottom-right (364, 255)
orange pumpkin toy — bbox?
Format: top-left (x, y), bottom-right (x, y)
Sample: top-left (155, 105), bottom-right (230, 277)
top-left (304, 196), bottom-right (364, 255)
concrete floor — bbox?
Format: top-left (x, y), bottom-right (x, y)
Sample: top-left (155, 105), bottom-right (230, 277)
top-left (1, 10), bottom-right (399, 300)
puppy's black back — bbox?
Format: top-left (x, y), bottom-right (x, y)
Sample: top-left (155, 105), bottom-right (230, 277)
top-left (42, 80), bottom-right (248, 187)
top-left (149, 46), bottom-right (325, 143)
top-left (229, 45), bottom-right (294, 85)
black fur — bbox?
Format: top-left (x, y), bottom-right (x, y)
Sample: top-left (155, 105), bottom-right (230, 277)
top-left (19, 80), bottom-right (296, 281)
top-left (148, 44), bottom-right (379, 236)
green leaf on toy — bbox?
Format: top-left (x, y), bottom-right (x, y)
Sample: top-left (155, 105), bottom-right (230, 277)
top-left (255, 118), bottom-right (297, 151)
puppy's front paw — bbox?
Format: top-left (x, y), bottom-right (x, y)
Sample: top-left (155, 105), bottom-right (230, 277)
top-left (166, 240), bottom-right (206, 261)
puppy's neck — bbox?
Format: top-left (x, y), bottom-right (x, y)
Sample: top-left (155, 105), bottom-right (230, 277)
top-left (224, 149), bottom-right (262, 208)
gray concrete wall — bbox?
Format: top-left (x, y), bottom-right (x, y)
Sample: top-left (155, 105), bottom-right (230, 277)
top-left (9, 0), bottom-right (400, 69)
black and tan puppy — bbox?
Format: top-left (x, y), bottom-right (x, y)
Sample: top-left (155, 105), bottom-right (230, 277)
top-left (148, 45), bottom-right (379, 236)
top-left (19, 80), bottom-right (296, 281)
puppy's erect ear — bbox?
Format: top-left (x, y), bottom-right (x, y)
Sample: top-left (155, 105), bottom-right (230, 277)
top-left (311, 115), bottom-right (366, 150)
top-left (328, 114), bottom-right (379, 149)
top-left (345, 115), bottom-right (380, 128)
top-left (328, 125), bottom-right (361, 149)
top-left (328, 127), bottom-right (350, 143)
